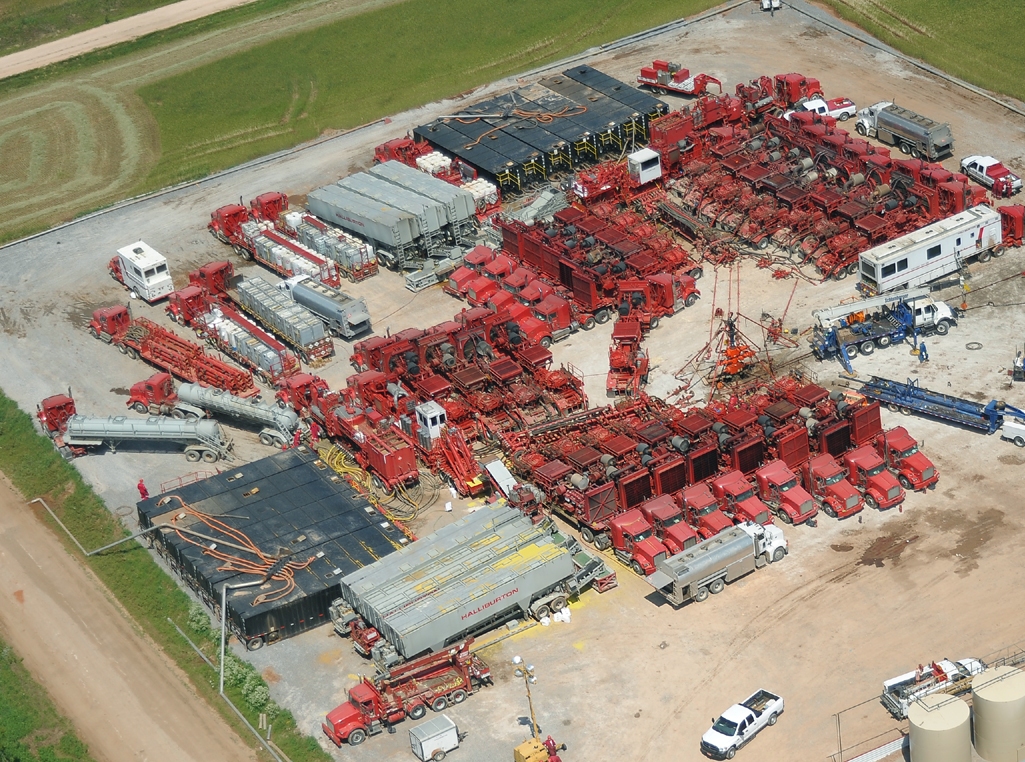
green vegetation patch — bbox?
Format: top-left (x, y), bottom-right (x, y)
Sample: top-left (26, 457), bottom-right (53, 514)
top-left (820, 0), bottom-right (1025, 103)
top-left (0, 636), bottom-right (94, 761)
top-left (0, 0), bottom-right (184, 57)
top-left (0, 390), bottom-right (330, 762)
top-left (138, 0), bottom-right (723, 188)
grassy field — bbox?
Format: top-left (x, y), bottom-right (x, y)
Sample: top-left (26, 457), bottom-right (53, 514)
top-left (820, 0), bottom-right (1025, 104)
top-left (0, 635), bottom-right (94, 761)
top-left (0, 0), bottom-right (183, 57)
top-left (0, 390), bottom-right (331, 762)
top-left (137, 0), bottom-right (723, 187)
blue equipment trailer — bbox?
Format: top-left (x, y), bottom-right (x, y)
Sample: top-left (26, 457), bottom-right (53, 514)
top-left (856, 375), bottom-right (1025, 433)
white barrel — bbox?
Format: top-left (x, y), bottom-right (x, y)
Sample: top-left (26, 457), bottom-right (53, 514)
top-left (972, 666), bottom-right (1025, 762)
top-left (908, 694), bottom-right (970, 762)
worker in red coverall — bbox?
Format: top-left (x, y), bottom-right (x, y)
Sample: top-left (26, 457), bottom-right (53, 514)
top-left (292, 429), bottom-right (302, 449)
top-left (309, 420), bottom-right (321, 446)
top-left (137, 479), bottom-right (149, 501)
top-left (543, 736), bottom-right (567, 761)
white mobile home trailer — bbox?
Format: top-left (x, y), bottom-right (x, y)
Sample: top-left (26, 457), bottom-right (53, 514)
top-left (858, 206), bottom-right (1002, 294)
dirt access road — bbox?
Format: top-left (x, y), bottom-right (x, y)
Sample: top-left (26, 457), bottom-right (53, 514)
top-left (0, 476), bottom-right (254, 762)
top-left (0, 0), bottom-right (261, 80)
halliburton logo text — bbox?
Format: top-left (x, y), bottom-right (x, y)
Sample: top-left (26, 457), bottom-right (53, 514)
top-left (461, 588), bottom-right (519, 621)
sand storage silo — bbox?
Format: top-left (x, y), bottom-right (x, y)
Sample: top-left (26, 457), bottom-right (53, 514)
top-left (972, 665), bottom-right (1025, 761)
top-left (908, 694), bottom-right (971, 762)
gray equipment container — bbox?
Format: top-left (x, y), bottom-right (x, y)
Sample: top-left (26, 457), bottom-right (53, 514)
top-left (63, 415), bottom-right (232, 461)
top-left (233, 277), bottom-right (331, 355)
top-left (409, 715), bottom-right (460, 761)
top-left (280, 275), bottom-right (372, 339)
top-left (338, 173), bottom-right (447, 235)
top-left (338, 504), bottom-right (584, 664)
top-left (646, 526), bottom-right (761, 606)
top-left (175, 383), bottom-right (299, 446)
top-left (307, 185), bottom-right (418, 251)
top-left (369, 161), bottom-right (476, 225)
top-left (876, 104), bottom-right (953, 160)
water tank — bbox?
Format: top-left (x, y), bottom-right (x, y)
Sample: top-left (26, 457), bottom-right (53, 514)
top-left (908, 694), bottom-right (971, 762)
top-left (972, 666), bottom-right (1025, 761)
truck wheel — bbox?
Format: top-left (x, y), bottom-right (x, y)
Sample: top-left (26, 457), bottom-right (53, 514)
top-left (1014, 437), bottom-right (1025, 448)
top-left (839, 112), bottom-right (850, 121)
top-left (246, 636), bottom-right (264, 651)
top-left (126, 347), bottom-right (139, 360)
top-left (631, 560), bottom-right (644, 576)
top-left (898, 475), bottom-right (913, 490)
top-left (259, 432), bottom-right (274, 446)
top-left (935, 320), bottom-right (950, 335)
top-left (649, 316), bottom-right (660, 330)
top-left (582, 317), bottom-right (596, 330)
top-left (833, 268), bottom-right (848, 281)
top-left (685, 293), bottom-right (699, 308)
top-left (855, 123), bottom-right (867, 136)
top-left (409, 703), bottom-right (427, 720)
top-left (580, 527), bottom-right (595, 544)
top-left (899, 142), bottom-right (912, 155)
top-left (185, 450), bottom-right (202, 463)
top-left (910, 147), bottom-right (922, 160)
top-left (594, 533), bottom-right (611, 551)
top-left (595, 309), bottom-right (610, 324)
top-left (726, 747), bottom-right (737, 760)
top-left (846, 262), bottom-right (859, 277)
top-left (768, 712), bottom-right (778, 725)
top-left (689, 267), bottom-right (704, 280)
top-left (89, 327), bottom-right (100, 339)
top-left (450, 689), bottom-right (467, 704)
top-left (772, 547), bottom-right (786, 563)
top-left (864, 495), bottom-right (878, 510)
top-left (534, 604), bottom-right (552, 620)
top-left (540, 337), bottom-right (552, 349)
top-left (550, 596), bottom-right (567, 612)
top-left (876, 335), bottom-right (891, 349)
top-left (822, 503), bottom-right (837, 519)
top-left (692, 586), bottom-right (709, 603)
top-left (132, 402), bottom-right (148, 414)
top-left (993, 245), bottom-right (1006, 258)
top-left (846, 343), bottom-right (858, 358)
top-left (433, 752), bottom-right (447, 762)
top-left (202, 450), bottom-right (219, 463)
top-left (859, 341), bottom-right (874, 355)
top-left (709, 578), bottom-right (725, 595)
top-left (431, 696), bottom-right (448, 712)
top-left (778, 510), bottom-right (793, 525)
top-left (347, 729), bottom-right (367, 746)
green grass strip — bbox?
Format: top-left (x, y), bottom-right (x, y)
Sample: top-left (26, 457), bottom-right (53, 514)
top-left (137, 0), bottom-right (724, 188)
top-left (818, 0), bottom-right (1025, 104)
top-left (0, 636), bottom-right (94, 761)
top-left (0, 390), bottom-right (331, 762)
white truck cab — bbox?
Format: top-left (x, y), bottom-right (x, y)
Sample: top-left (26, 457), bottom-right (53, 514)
top-left (113, 242), bottom-right (173, 302)
top-left (701, 689), bottom-right (784, 759)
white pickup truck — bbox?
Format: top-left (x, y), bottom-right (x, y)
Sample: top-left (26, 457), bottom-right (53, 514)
top-left (701, 689), bottom-right (784, 759)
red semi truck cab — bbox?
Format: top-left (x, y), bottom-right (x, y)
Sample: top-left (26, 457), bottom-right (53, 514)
top-left (608, 509), bottom-right (669, 576)
top-left (88, 305), bottom-right (133, 341)
top-left (37, 394), bottom-right (77, 435)
top-left (445, 245), bottom-right (496, 297)
top-left (517, 280), bottom-right (556, 308)
top-left (843, 445), bottom-right (905, 510)
top-left (803, 453), bottom-right (863, 519)
top-left (711, 470), bottom-right (773, 526)
top-left (681, 483), bottom-right (736, 539)
top-left (466, 255), bottom-right (516, 306)
top-left (754, 459), bottom-right (817, 525)
top-left (638, 494), bottom-right (698, 555)
top-left (874, 426), bottom-right (938, 491)
top-left (533, 295), bottom-right (595, 343)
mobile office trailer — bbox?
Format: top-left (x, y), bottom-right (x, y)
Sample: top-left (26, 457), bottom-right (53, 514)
top-left (113, 242), bottom-right (174, 302)
top-left (858, 205), bottom-right (1002, 294)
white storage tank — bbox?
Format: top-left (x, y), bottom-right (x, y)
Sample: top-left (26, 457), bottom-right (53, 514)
top-left (908, 694), bottom-right (970, 762)
top-left (972, 665), bottom-right (1025, 762)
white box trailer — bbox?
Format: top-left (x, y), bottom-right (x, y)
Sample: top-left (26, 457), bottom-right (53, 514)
top-left (409, 715), bottom-right (459, 761)
top-left (858, 205), bottom-right (1002, 294)
top-left (114, 242), bottom-right (174, 302)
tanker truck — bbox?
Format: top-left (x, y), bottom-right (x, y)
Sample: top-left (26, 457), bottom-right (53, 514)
top-left (645, 522), bottom-right (787, 606)
top-left (277, 275), bottom-right (372, 340)
top-left (38, 393), bottom-right (233, 462)
top-left (126, 372), bottom-right (301, 447)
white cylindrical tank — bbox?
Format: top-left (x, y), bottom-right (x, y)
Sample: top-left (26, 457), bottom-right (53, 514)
top-left (972, 665), bottom-right (1025, 762)
top-left (908, 694), bottom-right (970, 762)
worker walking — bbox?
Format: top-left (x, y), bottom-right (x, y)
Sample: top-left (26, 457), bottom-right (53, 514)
top-left (919, 342), bottom-right (929, 363)
top-left (137, 479), bottom-right (149, 501)
top-left (309, 420), bottom-right (321, 446)
top-left (292, 429), bottom-right (302, 449)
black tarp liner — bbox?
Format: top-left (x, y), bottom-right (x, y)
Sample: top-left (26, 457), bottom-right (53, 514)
top-left (137, 448), bottom-right (403, 646)
top-left (412, 122), bottom-right (511, 177)
top-left (562, 64), bottom-right (668, 117)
